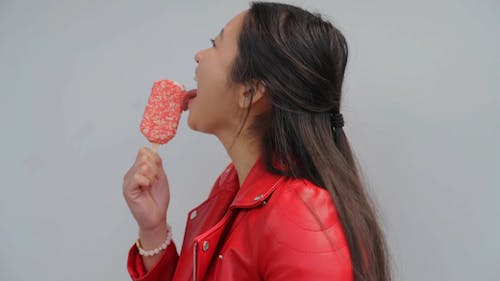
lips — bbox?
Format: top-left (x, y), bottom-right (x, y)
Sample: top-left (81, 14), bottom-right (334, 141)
top-left (182, 89), bottom-right (197, 111)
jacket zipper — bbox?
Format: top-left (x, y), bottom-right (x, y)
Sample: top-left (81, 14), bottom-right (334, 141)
top-left (193, 241), bottom-right (198, 281)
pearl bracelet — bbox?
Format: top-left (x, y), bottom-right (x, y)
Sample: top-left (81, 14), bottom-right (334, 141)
top-left (136, 224), bottom-right (172, 257)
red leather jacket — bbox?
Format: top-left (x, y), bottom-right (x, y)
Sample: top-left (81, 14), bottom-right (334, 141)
top-left (127, 155), bottom-right (353, 281)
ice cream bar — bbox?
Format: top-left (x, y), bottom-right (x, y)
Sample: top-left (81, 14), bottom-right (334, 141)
top-left (140, 79), bottom-right (186, 147)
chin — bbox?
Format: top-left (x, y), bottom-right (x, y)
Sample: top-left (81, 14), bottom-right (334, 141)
top-left (187, 112), bottom-right (196, 130)
top-left (187, 115), bottom-right (214, 135)
top-left (187, 113), bottom-right (202, 132)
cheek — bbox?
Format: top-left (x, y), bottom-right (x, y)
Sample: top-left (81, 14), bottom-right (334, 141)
top-left (199, 55), bottom-right (232, 85)
top-left (187, 90), bottom-right (238, 134)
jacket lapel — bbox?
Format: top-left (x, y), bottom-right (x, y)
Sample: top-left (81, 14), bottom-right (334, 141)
top-left (191, 155), bottom-right (285, 281)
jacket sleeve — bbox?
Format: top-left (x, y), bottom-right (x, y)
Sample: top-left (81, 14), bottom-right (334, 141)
top-left (127, 241), bottom-right (179, 281)
top-left (259, 183), bottom-right (354, 280)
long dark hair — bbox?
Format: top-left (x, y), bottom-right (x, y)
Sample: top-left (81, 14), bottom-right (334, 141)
top-left (230, 2), bottom-right (391, 281)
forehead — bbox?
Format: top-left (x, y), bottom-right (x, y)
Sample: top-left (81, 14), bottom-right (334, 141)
top-left (220, 10), bottom-right (247, 39)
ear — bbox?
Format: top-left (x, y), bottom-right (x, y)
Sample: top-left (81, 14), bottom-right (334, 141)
top-left (237, 81), bottom-right (267, 109)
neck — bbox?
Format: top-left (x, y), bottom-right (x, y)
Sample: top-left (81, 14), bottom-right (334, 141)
top-left (217, 132), bottom-right (262, 187)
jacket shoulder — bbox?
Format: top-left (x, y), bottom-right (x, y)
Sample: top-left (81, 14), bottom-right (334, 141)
top-left (255, 179), bottom-right (353, 280)
top-left (262, 178), bottom-right (349, 253)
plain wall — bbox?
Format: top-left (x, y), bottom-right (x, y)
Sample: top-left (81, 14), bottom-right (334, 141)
top-left (1, 0), bottom-right (499, 280)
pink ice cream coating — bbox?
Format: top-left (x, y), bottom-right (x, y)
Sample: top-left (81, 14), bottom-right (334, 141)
top-left (140, 80), bottom-right (185, 144)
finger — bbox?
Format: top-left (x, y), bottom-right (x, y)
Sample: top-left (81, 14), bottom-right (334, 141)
top-left (147, 151), bottom-right (163, 168)
top-left (135, 148), bottom-right (154, 166)
top-left (133, 173), bottom-right (152, 188)
top-left (138, 163), bottom-right (158, 182)
top-left (151, 151), bottom-right (163, 167)
top-left (136, 147), bottom-right (148, 161)
top-left (136, 147), bottom-right (156, 163)
top-left (140, 148), bottom-right (163, 170)
top-left (142, 146), bottom-right (158, 158)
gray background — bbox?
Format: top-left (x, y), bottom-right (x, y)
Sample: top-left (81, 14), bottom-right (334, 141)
top-left (1, 0), bottom-right (499, 280)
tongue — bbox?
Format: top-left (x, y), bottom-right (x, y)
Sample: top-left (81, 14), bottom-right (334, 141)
top-left (182, 89), bottom-right (197, 111)
top-left (186, 89), bottom-right (197, 99)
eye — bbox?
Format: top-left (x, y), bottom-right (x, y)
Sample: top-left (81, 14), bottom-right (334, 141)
top-left (210, 38), bottom-right (216, 48)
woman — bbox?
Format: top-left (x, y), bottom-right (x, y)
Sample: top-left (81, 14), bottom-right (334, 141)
top-left (123, 2), bottom-right (391, 281)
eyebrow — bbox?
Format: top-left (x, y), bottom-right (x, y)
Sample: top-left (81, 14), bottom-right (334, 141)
top-left (220, 28), bottom-right (224, 40)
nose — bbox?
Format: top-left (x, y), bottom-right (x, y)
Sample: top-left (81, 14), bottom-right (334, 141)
top-left (194, 47), bottom-right (210, 63)
top-left (194, 50), bottom-right (202, 63)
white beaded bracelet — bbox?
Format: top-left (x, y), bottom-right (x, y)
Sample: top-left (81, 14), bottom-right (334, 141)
top-left (136, 224), bottom-right (172, 257)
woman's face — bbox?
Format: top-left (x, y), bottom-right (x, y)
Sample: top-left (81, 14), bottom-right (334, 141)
top-left (188, 11), bottom-right (247, 137)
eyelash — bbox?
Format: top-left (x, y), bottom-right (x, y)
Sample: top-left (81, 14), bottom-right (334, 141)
top-left (210, 38), bottom-right (216, 47)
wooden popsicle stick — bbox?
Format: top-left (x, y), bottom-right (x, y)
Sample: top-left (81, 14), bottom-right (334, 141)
top-left (152, 143), bottom-right (159, 152)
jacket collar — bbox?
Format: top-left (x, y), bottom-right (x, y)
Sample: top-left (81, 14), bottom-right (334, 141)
top-left (229, 154), bottom-right (285, 209)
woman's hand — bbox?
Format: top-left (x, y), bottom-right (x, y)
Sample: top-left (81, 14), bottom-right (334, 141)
top-left (123, 147), bottom-right (170, 232)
